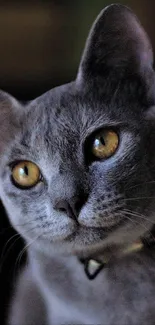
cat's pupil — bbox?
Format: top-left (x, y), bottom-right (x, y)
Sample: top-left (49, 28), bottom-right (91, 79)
top-left (24, 166), bottom-right (29, 176)
top-left (100, 136), bottom-right (105, 146)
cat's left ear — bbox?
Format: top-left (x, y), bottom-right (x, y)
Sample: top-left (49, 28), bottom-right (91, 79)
top-left (76, 4), bottom-right (154, 87)
top-left (0, 90), bottom-right (22, 156)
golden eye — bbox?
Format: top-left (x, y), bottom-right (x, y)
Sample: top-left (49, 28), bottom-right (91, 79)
top-left (92, 130), bottom-right (119, 159)
top-left (11, 161), bottom-right (41, 189)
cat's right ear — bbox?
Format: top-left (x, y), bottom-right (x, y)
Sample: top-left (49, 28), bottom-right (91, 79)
top-left (0, 90), bottom-right (22, 155)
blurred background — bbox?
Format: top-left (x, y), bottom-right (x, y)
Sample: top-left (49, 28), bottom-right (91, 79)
top-left (0, 0), bottom-right (155, 324)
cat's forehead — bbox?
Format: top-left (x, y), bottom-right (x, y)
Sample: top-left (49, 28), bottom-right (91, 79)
top-left (29, 87), bottom-right (110, 132)
top-left (27, 82), bottom-right (137, 135)
top-left (26, 90), bottom-right (102, 144)
top-left (20, 82), bottom-right (140, 158)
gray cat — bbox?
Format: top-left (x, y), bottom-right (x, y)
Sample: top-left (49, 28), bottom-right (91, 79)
top-left (1, 3), bottom-right (155, 324)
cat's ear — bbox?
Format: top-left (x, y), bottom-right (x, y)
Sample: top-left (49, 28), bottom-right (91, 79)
top-left (0, 90), bottom-right (22, 155)
top-left (76, 4), bottom-right (154, 86)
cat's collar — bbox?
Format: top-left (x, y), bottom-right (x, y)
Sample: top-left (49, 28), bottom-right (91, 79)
top-left (79, 229), bottom-right (155, 280)
top-left (79, 241), bottom-right (143, 280)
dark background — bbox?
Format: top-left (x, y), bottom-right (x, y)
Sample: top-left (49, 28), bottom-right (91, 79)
top-left (0, 1), bottom-right (155, 324)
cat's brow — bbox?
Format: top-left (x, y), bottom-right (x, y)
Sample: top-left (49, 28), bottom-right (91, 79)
top-left (81, 121), bottom-right (128, 139)
top-left (8, 145), bottom-right (38, 162)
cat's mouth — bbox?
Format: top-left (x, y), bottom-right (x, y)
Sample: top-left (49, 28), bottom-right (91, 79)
top-left (78, 216), bottom-right (127, 233)
top-left (38, 210), bottom-right (154, 259)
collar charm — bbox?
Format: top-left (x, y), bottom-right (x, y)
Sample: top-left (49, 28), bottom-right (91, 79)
top-left (84, 259), bottom-right (104, 280)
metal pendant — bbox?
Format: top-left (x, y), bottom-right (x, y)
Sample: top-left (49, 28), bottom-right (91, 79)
top-left (84, 259), bottom-right (104, 280)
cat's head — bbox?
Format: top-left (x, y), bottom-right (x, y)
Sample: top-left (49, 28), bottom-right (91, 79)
top-left (0, 4), bottom-right (155, 257)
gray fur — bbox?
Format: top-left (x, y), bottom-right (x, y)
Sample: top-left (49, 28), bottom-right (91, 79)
top-left (1, 4), bottom-right (155, 324)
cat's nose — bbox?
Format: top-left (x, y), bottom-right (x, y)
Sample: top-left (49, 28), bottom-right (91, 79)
top-left (53, 196), bottom-right (87, 220)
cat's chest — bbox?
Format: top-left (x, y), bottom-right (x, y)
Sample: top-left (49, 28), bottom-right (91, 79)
top-left (31, 254), bottom-right (115, 323)
top-left (30, 250), bottom-right (155, 324)
top-left (31, 250), bottom-right (155, 299)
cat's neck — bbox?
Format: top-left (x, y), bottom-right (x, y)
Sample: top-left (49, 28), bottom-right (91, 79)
top-left (28, 224), bottom-right (155, 267)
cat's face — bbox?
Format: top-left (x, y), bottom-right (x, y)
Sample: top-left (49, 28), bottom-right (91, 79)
top-left (1, 4), bottom-right (155, 257)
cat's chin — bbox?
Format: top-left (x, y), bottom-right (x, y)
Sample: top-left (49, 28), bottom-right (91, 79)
top-left (31, 220), bottom-right (148, 258)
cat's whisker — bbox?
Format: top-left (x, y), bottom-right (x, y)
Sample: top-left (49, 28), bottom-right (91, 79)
top-left (0, 233), bottom-right (21, 273)
top-left (13, 234), bottom-right (41, 282)
top-left (121, 212), bottom-right (151, 233)
top-left (125, 180), bottom-right (155, 191)
top-left (0, 226), bottom-right (38, 273)
top-left (123, 209), bottom-right (155, 225)
top-left (123, 196), bottom-right (155, 201)
top-left (0, 221), bottom-right (35, 235)
top-left (121, 211), bottom-right (155, 242)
